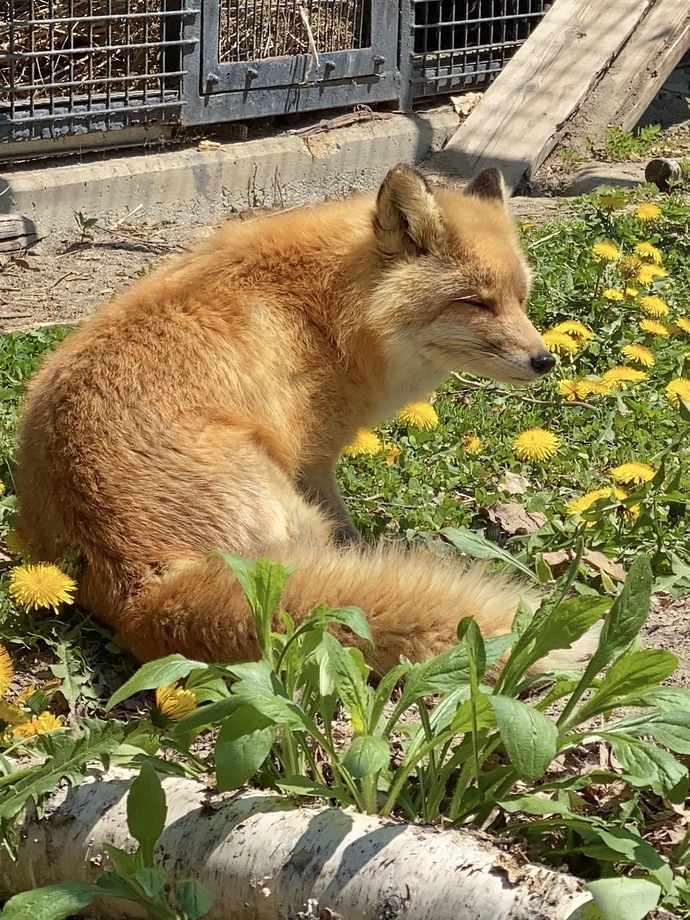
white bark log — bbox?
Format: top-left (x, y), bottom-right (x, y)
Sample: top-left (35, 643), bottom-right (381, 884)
top-left (1, 768), bottom-right (595, 920)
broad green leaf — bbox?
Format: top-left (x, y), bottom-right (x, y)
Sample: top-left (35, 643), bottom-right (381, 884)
top-left (229, 660), bottom-right (313, 732)
top-left (641, 712), bottom-right (690, 755)
top-left (511, 597), bottom-right (534, 635)
top-left (253, 557), bottom-right (293, 622)
top-left (591, 556), bottom-right (653, 669)
top-left (175, 879), bottom-right (215, 919)
top-left (451, 693), bottom-right (495, 734)
top-left (0, 720), bottom-right (126, 821)
top-left (300, 605), bottom-right (373, 645)
top-left (457, 617), bottom-right (487, 678)
top-left (370, 662), bottom-right (411, 731)
top-left (107, 655), bottom-right (207, 710)
top-left (529, 595), bottom-right (609, 663)
top-left (94, 872), bottom-right (141, 900)
top-left (601, 733), bottom-right (687, 798)
top-left (214, 553), bottom-right (257, 610)
top-left (132, 867), bottom-right (167, 899)
top-left (579, 649), bottom-right (678, 720)
top-left (174, 696), bottom-right (244, 735)
top-left (322, 633), bottom-right (371, 734)
top-left (0, 883), bottom-right (100, 920)
top-left (340, 735), bottom-right (390, 780)
top-left (587, 878), bottom-right (660, 920)
top-left (499, 793), bottom-right (575, 817)
top-left (402, 646), bottom-right (470, 702)
top-left (441, 527), bottom-right (537, 580)
top-left (275, 776), bottom-right (340, 799)
top-left (629, 687), bottom-right (690, 710)
top-left (102, 843), bottom-right (138, 877)
top-left (594, 826), bottom-right (674, 891)
top-left (127, 760), bottom-right (167, 867)
top-left (490, 696), bottom-right (558, 781)
top-left (215, 706), bottom-right (276, 791)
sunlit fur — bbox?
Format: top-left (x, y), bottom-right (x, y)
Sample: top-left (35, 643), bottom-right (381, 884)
top-left (17, 166), bottom-right (593, 675)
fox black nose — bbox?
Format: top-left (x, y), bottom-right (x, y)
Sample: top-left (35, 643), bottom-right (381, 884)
top-left (531, 351), bottom-right (556, 376)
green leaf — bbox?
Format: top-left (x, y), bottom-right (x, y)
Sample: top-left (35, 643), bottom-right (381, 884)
top-left (499, 793), bottom-right (575, 816)
top-left (602, 733), bottom-right (687, 797)
top-left (490, 696), bottom-right (558, 781)
top-left (275, 776), bottom-right (339, 798)
top-left (402, 646), bottom-right (470, 702)
top-left (94, 872), bottom-right (141, 900)
top-left (174, 696), bottom-right (244, 735)
top-left (582, 649), bottom-right (678, 718)
top-left (0, 883), bottom-right (100, 920)
top-left (587, 878), bottom-right (660, 920)
top-left (591, 556), bottom-right (653, 670)
top-left (300, 605), bottom-right (373, 645)
top-left (107, 655), bottom-right (207, 710)
top-left (132, 867), bottom-right (167, 899)
top-left (451, 693), bottom-right (495, 733)
top-left (253, 557), bottom-right (292, 623)
top-left (457, 616), bottom-right (487, 678)
top-left (175, 879), bottom-right (215, 919)
top-left (229, 660), bottom-right (315, 732)
top-left (529, 595), bottom-right (609, 663)
top-left (0, 720), bottom-right (126, 821)
top-left (370, 662), bottom-right (411, 731)
top-left (215, 705), bottom-right (276, 791)
top-left (645, 711), bottom-right (690, 754)
top-left (322, 633), bottom-right (371, 735)
top-left (127, 761), bottom-right (167, 867)
top-left (340, 735), bottom-right (390, 780)
top-left (442, 527), bottom-right (537, 580)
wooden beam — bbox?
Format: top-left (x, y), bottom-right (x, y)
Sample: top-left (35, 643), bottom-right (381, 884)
top-left (0, 214), bottom-right (38, 253)
top-left (428, 0), bottom-right (652, 191)
top-left (564, 0), bottom-right (690, 146)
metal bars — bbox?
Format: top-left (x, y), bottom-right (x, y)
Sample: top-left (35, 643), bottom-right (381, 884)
top-left (409, 0), bottom-right (548, 95)
top-left (2, 0), bottom-right (190, 141)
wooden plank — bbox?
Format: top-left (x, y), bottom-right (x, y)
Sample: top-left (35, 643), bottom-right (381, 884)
top-left (564, 0), bottom-right (690, 146)
top-left (429, 0), bottom-right (651, 191)
top-left (0, 215), bottom-right (38, 253)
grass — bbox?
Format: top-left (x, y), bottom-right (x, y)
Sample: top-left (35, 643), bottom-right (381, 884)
top-left (0, 186), bottom-right (690, 919)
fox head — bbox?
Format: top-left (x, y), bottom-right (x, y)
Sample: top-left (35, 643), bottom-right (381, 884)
top-left (369, 165), bottom-right (554, 394)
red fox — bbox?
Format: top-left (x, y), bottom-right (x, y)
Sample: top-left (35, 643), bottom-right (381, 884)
top-left (17, 165), bottom-right (585, 677)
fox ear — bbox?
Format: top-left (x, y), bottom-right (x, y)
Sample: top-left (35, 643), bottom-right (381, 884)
top-left (464, 167), bottom-right (506, 203)
top-left (374, 165), bottom-right (444, 257)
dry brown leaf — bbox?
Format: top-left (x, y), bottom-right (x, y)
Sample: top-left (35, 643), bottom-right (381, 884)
top-left (582, 549), bottom-right (627, 582)
top-left (498, 472), bottom-right (531, 495)
top-left (197, 139), bottom-right (221, 151)
top-left (450, 91), bottom-right (482, 117)
top-left (485, 501), bottom-right (547, 535)
top-left (541, 550), bottom-right (570, 567)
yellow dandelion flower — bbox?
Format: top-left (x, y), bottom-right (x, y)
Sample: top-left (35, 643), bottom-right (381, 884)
top-left (8, 564), bottom-right (77, 613)
top-left (600, 366), bottom-right (648, 390)
top-left (602, 288), bottom-right (624, 302)
top-left (674, 317), bottom-right (690, 335)
top-left (612, 487), bottom-right (640, 520)
top-left (156, 684), bottom-right (197, 721)
top-left (621, 344), bottom-right (655, 367)
top-left (639, 295), bottom-right (669, 316)
top-left (0, 646), bottom-right (13, 698)
top-left (637, 264), bottom-right (668, 285)
top-left (397, 401), bottom-right (439, 430)
top-left (566, 487), bottom-right (611, 516)
top-left (520, 222), bottom-right (534, 232)
top-left (461, 433), bottom-right (483, 455)
top-left (581, 379), bottom-right (610, 396)
top-left (0, 700), bottom-right (29, 726)
top-left (557, 379), bottom-right (590, 401)
top-left (619, 256), bottom-right (644, 280)
top-left (11, 712), bottom-right (64, 738)
top-left (513, 428), bottom-right (560, 462)
top-left (342, 428), bottom-right (382, 457)
top-left (592, 240), bottom-right (620, 262)
top-left (542, 330), bottom-right (580, 355)
top-left (598, 194), bottom-right (626, 211)
top-left (665, 379), bottom-right (690, 407)
top-left (634, 242), bottom-right (663, 264)
top-left (4, 530), bottom-right (30, 560)
top-left (384, 444), bottom-right (401, 466)
top-left (639, 318), bottom-right (670, 337)
top-left (611, 462), bottom-right (655, 485)
top-left (635, 203), bottom-right (662, 221)
top-left (552, 321), bottom-right (594, 341)
top-left (0, 482), bottom-right (4, 496)
top-left (624, 287), bottom-right (639, 300)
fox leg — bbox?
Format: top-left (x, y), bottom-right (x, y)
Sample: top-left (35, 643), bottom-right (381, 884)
top-left (297, 468), bottom-right (362, 544)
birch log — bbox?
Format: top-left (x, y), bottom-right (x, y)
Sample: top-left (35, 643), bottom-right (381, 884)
top-left (1, 769), bottom-right (596, 920)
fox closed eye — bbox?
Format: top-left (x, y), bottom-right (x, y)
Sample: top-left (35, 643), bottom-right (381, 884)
top-left (451, 297), bottom-right (491, 311)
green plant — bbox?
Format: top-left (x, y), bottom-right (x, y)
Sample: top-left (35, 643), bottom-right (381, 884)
top-left (73, 211), bottom-right (100, 244)
top-left (601, 124), bottom-right (663, 161)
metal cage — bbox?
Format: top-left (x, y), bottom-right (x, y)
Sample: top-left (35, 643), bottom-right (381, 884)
top-left (407, 0), bottom-right (549, 97)
top-left (1, 0), bottom-right (194, 143)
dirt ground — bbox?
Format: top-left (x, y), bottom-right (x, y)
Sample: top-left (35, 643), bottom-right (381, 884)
top-left (1, 146), bottom-right (690, 686)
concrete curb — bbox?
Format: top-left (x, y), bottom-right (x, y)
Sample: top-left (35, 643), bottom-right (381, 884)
top-left (0, 108), bottom-right (458, 236)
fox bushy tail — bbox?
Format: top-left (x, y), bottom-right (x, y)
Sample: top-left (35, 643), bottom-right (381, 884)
top-left (112, 543), bottom-right (595, 677)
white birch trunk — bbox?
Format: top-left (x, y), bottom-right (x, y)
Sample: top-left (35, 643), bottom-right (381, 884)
top-left (1, 769), bottom-right (595, 920)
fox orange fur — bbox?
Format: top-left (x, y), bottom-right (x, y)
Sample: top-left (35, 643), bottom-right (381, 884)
top-left (17, 166), bottom-right (587, 677)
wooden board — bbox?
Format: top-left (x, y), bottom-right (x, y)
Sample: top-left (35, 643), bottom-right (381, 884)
top-left (429, 0), bottom-right (652, 191)
top-left (0, 214), bottom-right (38, 253)
top-left (564, 0), bottom-right (690, 145)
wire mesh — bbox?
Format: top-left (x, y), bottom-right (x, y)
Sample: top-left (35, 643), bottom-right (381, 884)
top-left (217, 0), bottom-right (369, 63)
top-left (411, 0), bottom-right (548, 95)
top-left (1, 0), bottom-right (186, 137)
